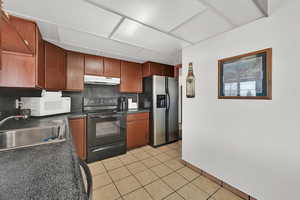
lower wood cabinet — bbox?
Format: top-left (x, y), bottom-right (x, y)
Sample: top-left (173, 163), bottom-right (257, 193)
top-left (126, 112), bottom-right (149, 150)
top-left (69, 117), bottom-right (86, 160)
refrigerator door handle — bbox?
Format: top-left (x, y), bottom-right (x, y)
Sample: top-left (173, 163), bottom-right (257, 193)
top-left (167, 93), bottom-right (171, 110)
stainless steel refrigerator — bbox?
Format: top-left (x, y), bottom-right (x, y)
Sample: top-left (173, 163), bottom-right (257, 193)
top-left (139, 75), bottom-right (179, 147)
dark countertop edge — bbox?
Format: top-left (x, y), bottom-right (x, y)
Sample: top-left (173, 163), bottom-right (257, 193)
top-left (118, 109), bottom-right (150, 114)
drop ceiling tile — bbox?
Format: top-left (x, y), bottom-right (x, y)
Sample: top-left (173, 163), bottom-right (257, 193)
top-left (4, 0), bottom-right (122, 37)
top-left (203, 0), bottom-right (264, 26)
top-left (98, 51), bottom-right (145, 64)
top-left (112, 19), bottom-right (189, 54)
top-left (36, 21), bottom-right (60, 41)
top-left (172, 10), bottom-right (233, 43)
top-left (137, 49), bottom-right (176, 65)
top-left (88, 0), bottom-right (206, 32)
top-left (58, 27), bottom-right (143, 58)
top-left (46, 40), bottom-right (100, 56)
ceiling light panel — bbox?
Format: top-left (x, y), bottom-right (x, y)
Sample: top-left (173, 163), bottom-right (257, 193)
top-left (112, 19), bottom-right (189, 54)
top-left (88, 0), bottom-right (206, 32)
top-left (172, 10), bottom-right (233, 43)
top-left (202, 0), bottom-right (264, 26)
top-left (4, 0), bottom-right (122, 37)
top-left (58, 27), bottom-right (143, 58)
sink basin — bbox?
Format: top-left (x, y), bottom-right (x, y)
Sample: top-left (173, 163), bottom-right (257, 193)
top-left (0, 121), bottom-right (66, 152)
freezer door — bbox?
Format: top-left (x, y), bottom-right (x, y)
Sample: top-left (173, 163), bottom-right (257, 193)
top-left (152, 76), bottom-right (166, 146)
top-left (167, 77), bottom-right (179, 142)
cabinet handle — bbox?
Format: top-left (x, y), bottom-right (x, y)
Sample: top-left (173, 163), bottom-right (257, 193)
top-left (24, 40), bottom-right (29, 46)
top-left (3, 10), bottom-right (10, 20)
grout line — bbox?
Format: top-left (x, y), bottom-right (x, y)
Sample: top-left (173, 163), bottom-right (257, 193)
top-left (90, 142), bottom-right (182, 199)
top-left (206, 187), bottom-right (221, 200)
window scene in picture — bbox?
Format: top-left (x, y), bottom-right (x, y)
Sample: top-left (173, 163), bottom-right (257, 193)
top-left (219, 49), bottom-right (272, 99)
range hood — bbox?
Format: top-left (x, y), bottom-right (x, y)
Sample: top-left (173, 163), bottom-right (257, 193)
top-left (84, 75), bottom-right (120, 85)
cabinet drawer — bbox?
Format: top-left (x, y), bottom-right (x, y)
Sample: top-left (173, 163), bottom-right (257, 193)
top-left (127, 112), bottom-right (149, 122)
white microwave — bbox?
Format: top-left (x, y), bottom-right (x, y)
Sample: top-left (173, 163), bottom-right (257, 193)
top-left (21, 97), bottom-right (71, 116)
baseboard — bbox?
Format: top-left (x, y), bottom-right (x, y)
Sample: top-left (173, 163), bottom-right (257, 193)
top-left (181, 159), bottom-right (257, 200)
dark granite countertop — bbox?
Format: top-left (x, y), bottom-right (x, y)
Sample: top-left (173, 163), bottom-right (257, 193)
top-left (67, 112), bottom-right (87, 119)
top-left (118, 109), bottom-right (150, 114)
top-left (0, 117), bottom-right (87, 200)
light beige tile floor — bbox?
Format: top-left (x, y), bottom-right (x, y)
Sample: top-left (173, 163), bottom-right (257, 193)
top-left (89, 140), bottom-right (244, 200)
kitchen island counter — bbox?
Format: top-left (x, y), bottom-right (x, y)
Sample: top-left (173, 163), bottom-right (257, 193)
top-left (0, 117), bottom-right (87, 200)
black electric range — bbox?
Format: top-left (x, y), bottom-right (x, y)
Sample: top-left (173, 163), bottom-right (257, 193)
top-left (83, 98), bottom-right (126, 163)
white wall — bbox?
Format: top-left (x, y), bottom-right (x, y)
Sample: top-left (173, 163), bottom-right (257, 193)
top-left (182, 1), bottom-right (300, 200)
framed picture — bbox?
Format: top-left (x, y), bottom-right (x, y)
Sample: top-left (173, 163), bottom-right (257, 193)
top-left (218, 48), bottom-right (272, 100)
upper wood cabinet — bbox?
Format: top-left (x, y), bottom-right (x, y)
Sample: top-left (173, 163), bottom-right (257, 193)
top-left (84, 54), bottom-right (103, 76)
top-left (0, 15), bottom-right (44, 88)
top-left (45, 42), bottom-right (66, 90)
top-left (0, 12), bottom-right (4, 70)
top-left (142, 62), bottom-right (174, 77)
top-left (120, 61), bottom-right (142, 93)
top-left (104, 57), bottom-right (121, 78)
top-left (1, 13), bottom-right (34, 55)
top-left (66, 51), bottom-right (84, 91)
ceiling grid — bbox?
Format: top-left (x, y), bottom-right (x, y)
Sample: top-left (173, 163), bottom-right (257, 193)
top-left (3, 0), bottom-right (268, 65)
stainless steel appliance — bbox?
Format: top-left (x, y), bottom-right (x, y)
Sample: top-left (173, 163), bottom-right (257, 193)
top-left (84, 75), bottom-right (120, 85)
top-left (84, 98), bottom-right (126, 163)
top-left (118, 96), bottom-right (128, 111)
top-left (139, 75), bottom-right (179, 146)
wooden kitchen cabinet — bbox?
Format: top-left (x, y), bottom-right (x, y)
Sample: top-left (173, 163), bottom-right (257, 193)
top-left (45, 42), bottom-right (66, 90)
top-left (127, 112), bottom-right (149, 149)
top-left (84, 54), bottom-right (104, 76)
top-left (1, 12), bottom-right (34, 55)
top-left (66, 51), bottom-right (84, 91)
top-left (142, 61), bottom-right (174, 77)
top-left (69, 117), bottom-right (87, 160)
top-left (0, 15), bottom-right (45, 88)
top-left (120, 61), bottom-right (142, 93)
top-left (104, 57), bottom-right (121, 77)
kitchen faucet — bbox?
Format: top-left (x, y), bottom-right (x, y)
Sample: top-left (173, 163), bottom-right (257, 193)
top-left (0, 115), bottom-right (29, 127)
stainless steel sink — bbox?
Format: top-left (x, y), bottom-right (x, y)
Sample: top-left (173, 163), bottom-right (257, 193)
top-left (0, 121), bottom-right (66, 152)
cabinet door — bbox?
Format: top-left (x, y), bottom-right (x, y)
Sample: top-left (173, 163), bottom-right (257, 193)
top-left (127, 119), bottom-right (149, 149)
top-left (0, 53), bottom-right (35, 87)
top-left (45, 42), bottom-right (66, 90)
top-left (84, 54), bottom-right (103, 76)
top-left (120, 61), bottom-right (142, 93)
top-left (142, 62), bottom-right (151, 77)
top-left (104, 57), bottom-right (121, 77)
top-left (69, 118), bottom-right (86, 160)
top-left (35, 28), bottom-right (45, 88)
top-left (150, 62), bottom-right (165, 76)
top-left (164, 65), bottom-right (174, 77)
top-left (1, 14), bottom-right (34, 55)
top-left (66, 51), bottom-right (84, 91)
top-left (0, 12), bottom-right (4, 70)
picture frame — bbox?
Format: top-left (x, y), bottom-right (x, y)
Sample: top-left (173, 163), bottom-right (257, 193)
top-left (218, 48), bottom-right (272, 100)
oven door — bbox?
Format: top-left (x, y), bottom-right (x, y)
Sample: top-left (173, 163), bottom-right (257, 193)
top-left (87, 114), bottom-right (125, 147)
